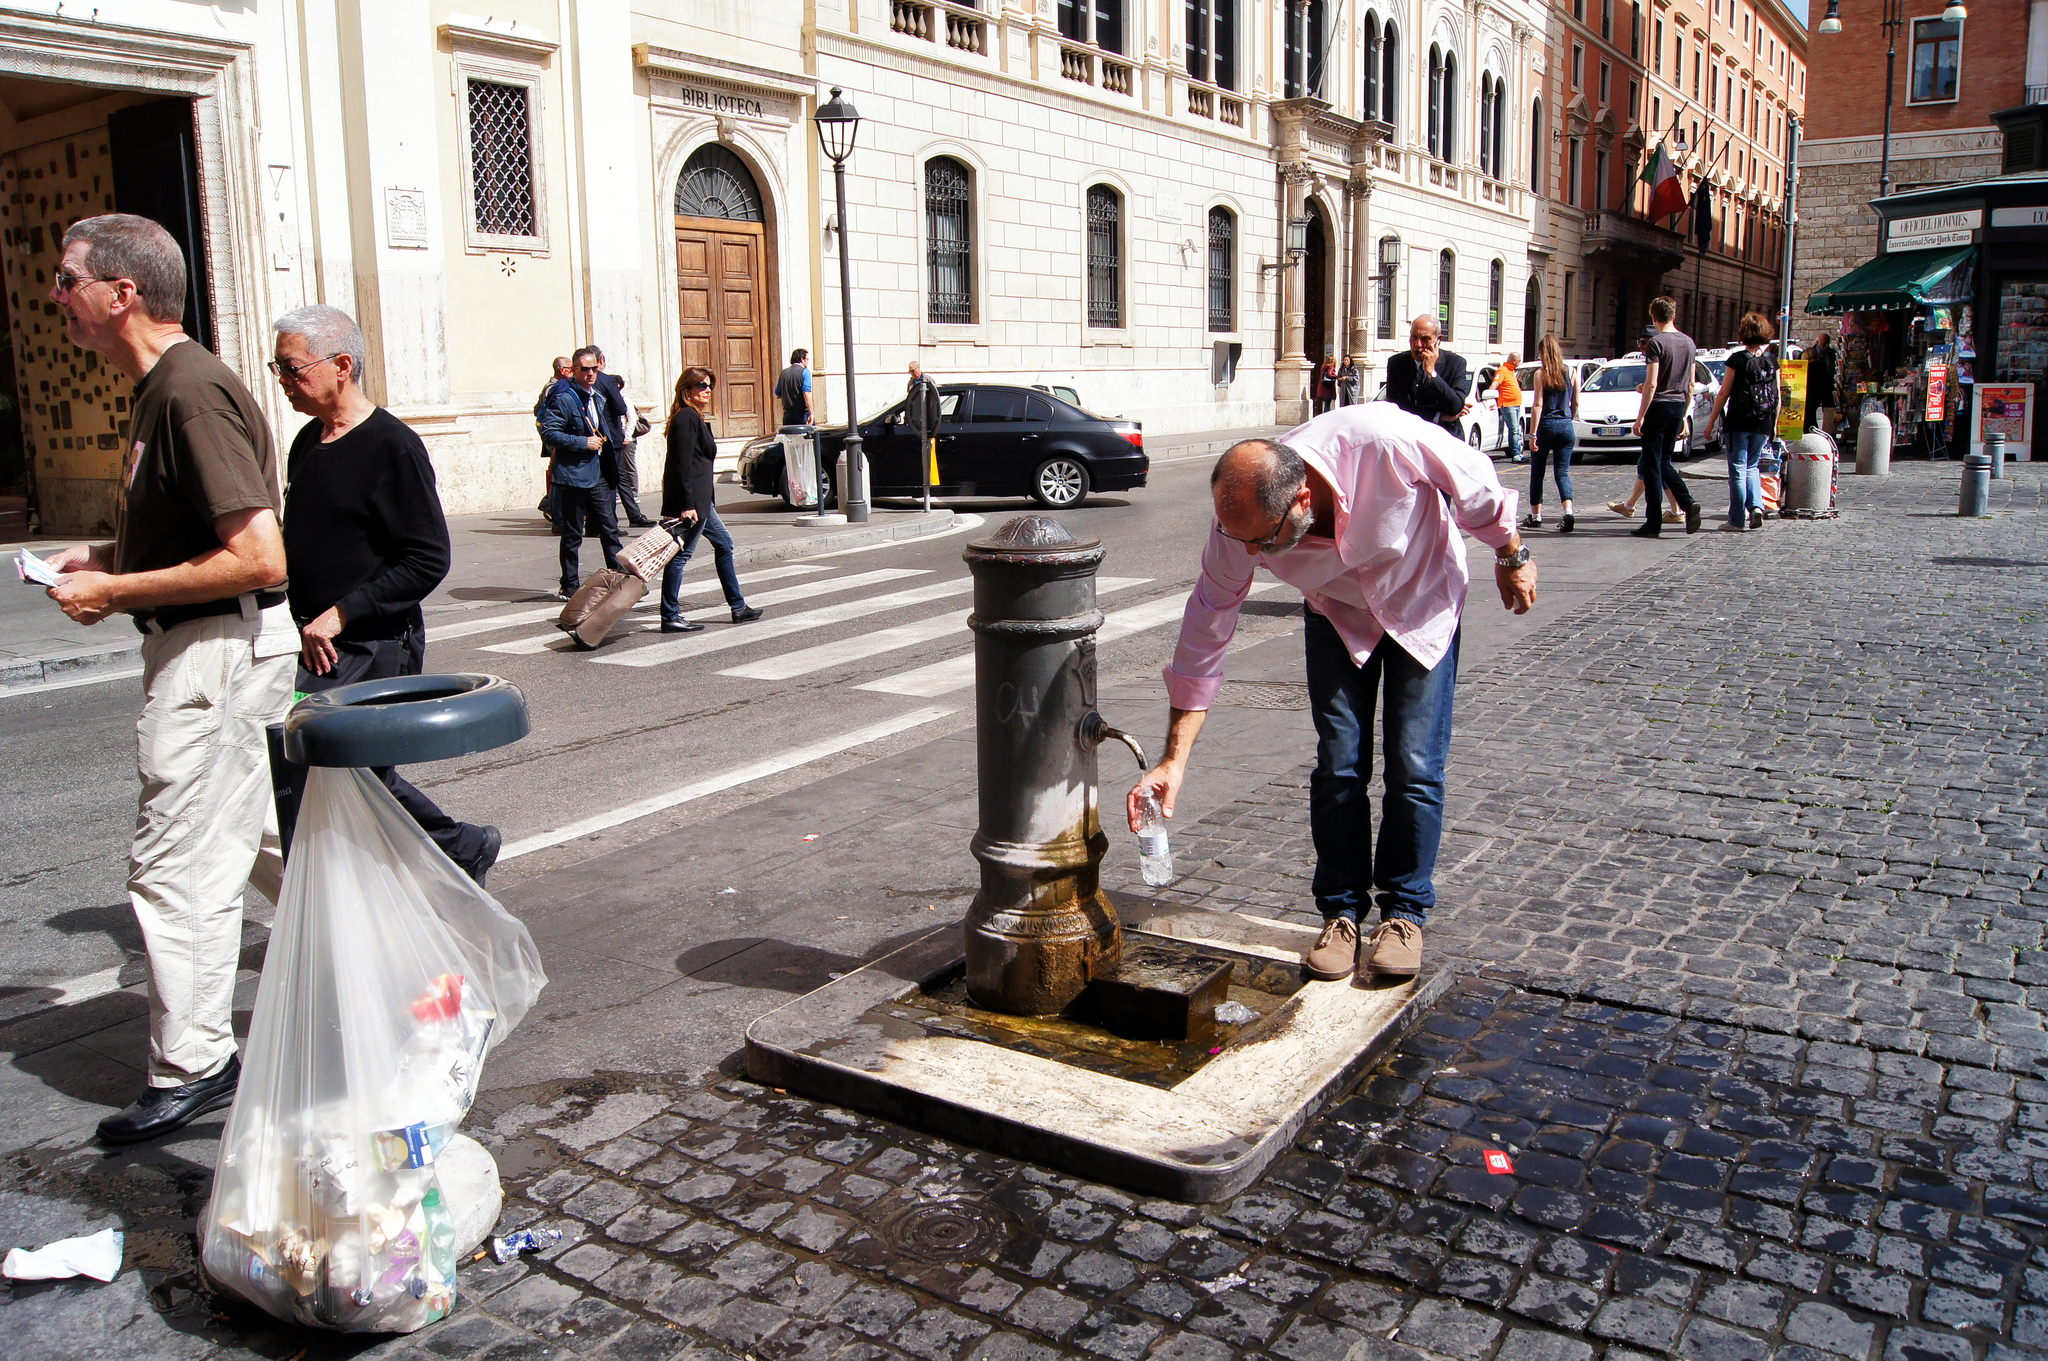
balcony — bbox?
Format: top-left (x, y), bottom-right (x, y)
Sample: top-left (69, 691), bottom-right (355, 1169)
top-left (1581, 209), bottom-right (1686, 272)
top-left (890, 0), bottom-right (986, 57)
top-left (1059, 42), bottom-right (1133, 97)
top-left (1183, 80), bottom-right (1247, 128)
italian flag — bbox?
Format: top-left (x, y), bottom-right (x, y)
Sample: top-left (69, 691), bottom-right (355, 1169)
top-left (1641, 141), bottom-right (1687, 222)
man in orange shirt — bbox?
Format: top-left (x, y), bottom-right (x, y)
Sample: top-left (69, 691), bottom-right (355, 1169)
top-left (1492, 353), bottom-right (1525, 463)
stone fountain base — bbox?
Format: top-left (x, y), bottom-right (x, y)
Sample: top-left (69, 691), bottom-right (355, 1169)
top-left (744, 897), bottom-right (1448, 1202)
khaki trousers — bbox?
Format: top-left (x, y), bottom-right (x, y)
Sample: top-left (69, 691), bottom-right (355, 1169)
top-left (130, 602), bottom-right (297, 1086)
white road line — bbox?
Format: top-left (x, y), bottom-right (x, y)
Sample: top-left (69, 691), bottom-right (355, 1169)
top-left (713, 576), bottom-right (1156, 682)
top-left (592, 578), bottom-right (977, 668)
top-left (428, 566), bottom-right (829, 642)
top-left (497, 705), bottom-right (957, 861)
top-left (479, 568), bottom-right (928, 655)
top-left (0, 665), bottom-right (145, 698)
top-left (857, 581), bottom-right (1281, 697)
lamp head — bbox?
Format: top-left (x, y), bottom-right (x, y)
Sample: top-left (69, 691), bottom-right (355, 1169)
top-left (1285, 216), bottom-right (1310, 262)
top-left (814, 87), bottom-right (861, 165)
top-left (1940, 2), bottom-right (1966, 21)
top-left (1818, 0), bottom-right (1841, 35)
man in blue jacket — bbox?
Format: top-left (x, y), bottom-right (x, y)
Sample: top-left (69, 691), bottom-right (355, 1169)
top-left (538, 346), bottom-right (622, 597)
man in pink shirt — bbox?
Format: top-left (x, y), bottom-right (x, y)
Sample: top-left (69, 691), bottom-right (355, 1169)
top-left (1127, 406), bottom-right (1538, 981)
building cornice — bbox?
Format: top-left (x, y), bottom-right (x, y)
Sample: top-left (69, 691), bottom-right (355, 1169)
top-left (1799, 128), bottom-right (2002, 165)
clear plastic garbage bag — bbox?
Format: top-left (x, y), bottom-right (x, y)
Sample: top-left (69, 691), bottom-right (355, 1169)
top-left (200, 767), bottom-right (545, 1332)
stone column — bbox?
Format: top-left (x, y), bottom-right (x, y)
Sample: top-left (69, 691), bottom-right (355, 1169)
top-left (1346, 174), bottom-right (1374, 362)
top-left (1276, 161), bottom-right (1315, 423)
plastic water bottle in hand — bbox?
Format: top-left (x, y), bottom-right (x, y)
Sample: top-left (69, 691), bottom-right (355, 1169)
top-left (1134, 789), bottom-right (1174, 886)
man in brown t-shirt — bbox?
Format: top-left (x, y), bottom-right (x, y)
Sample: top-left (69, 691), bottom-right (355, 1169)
top-left (40, 214), bottom-right (299, 1145)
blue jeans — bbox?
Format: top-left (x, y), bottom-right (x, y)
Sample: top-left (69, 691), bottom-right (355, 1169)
top-left (1725, 430), bottom-right (1769, 526)
top-left (1500, 405), bottom-right (1524, 460)
top-left (1304, 607), bottom-right (1458, 928)
top-left (660, 507), bottom-right (747, 622)
top-left (1532, 418), bottom-right (1575, 507)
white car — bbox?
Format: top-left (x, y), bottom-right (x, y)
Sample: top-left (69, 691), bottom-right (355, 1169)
top-left (1571, 357), bottom-right (1719, 461)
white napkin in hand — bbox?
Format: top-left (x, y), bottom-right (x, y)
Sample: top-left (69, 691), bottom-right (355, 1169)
top-left (2, 1227), bottom-right (124, 1281)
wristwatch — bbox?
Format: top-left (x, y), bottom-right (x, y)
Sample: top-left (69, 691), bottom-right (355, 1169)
top-left (1495, 544), bottom-right (1533, 569)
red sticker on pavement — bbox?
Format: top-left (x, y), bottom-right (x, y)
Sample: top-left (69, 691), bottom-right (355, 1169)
top-left (1483, 1150), bottom-right (1515, 1175)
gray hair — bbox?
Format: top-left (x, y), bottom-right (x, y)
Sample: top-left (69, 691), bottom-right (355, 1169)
top-left (1409, 313), bottom-right (1440, 338)
top-left (1212, 438), bottom-right (1308, 520)
top-left (62, 214), bottom-right (186, 323)
top-left (273, 304), bottom-right (368, 383)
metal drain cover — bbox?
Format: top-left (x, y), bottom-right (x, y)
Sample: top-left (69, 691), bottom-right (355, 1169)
top-left (1217, 680), bottom-right (1311, 710)
top-left (871, 1198), bottom-right (1014, 1262)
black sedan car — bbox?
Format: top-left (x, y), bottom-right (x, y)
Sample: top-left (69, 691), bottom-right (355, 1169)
top-left (737, 383), bottom-right (1146, 510)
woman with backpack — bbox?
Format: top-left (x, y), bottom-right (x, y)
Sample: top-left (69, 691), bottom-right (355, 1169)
top-left (1704, 312), bottom-right (1779, 532)
top-left (1523, 334), bottom-right (1578, 533)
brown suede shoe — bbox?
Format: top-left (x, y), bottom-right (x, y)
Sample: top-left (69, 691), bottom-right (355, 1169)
top-left (1305, 917), bottom-right (1361, 980)
top-left (1364, 919), bottom-right (1424, 978)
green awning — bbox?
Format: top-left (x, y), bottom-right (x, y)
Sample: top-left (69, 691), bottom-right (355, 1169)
top-left (1805, 245), bottom-right (1976, 315)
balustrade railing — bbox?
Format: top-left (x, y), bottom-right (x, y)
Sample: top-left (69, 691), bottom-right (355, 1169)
top-left (892, 0), bottom-right (985, 57)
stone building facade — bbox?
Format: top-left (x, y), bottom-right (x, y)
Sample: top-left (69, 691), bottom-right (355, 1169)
top-left (4, 0), bottom-right (1572, 535)
top-left (1531, 0), bottom-right (1807, 362)
top-left (1791, 1), bottom-right (2042, 327)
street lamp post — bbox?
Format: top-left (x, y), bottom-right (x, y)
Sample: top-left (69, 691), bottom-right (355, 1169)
top-left (1818, 0), bottom-right (1967, 199)
top-left (815, 88), bottom-right (868, 524)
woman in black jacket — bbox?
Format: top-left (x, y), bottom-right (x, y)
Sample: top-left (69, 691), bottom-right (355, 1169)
top-left (659, 367), bottom-right (762, 633)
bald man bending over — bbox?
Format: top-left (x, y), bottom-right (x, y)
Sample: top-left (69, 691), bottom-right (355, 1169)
top-left (1129, 405), bottom-right (1538, 983)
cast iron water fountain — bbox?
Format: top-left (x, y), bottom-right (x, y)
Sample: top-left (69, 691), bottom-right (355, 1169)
top-left (747, 515), bottom-right (1448, 1201)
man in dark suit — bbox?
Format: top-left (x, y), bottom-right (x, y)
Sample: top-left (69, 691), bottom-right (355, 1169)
top-left (1382, 314), bottom-right (1473, 438)
top-left (538, 347), bottom-right (622, 597)
top-left (589, 346), bottom-right (654, 527)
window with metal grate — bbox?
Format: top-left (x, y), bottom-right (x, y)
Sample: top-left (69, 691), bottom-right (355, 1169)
top-left (467, 79), bottom-right (536, 238)
top-left (1207, 206), bottom-right (1234, 332)
top-left (926, 157), bottom-right (973, 324)
top-left (1087, 185), bottom-right (1121, 329)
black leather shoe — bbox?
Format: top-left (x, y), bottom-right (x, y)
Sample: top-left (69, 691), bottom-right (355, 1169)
top-left (731, 605), bottom-right (764, 624)
top-left (662, 619), bottom-right (705, 634)
top-left (97, 1056), bottom-right (240, 1145)
top-left (460, 825), bottom-right (502, 888)
top-left (628, 519), bottom-right (658, 529)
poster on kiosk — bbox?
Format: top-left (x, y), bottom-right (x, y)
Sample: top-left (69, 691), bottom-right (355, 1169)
top-left (1973, 384), bottom-right (2035, 462)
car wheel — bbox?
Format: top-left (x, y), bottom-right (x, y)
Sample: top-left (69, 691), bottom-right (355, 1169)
top-left (1468, 424), bottom-right (1483, 448)
top-left (1031, 456), bottom-right (1089, 509)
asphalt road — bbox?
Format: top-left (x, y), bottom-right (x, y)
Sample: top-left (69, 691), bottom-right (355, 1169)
top-left (0, 450), bottom-right (1690, 1019)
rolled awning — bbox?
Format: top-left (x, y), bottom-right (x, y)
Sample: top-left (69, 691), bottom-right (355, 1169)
top-left (1805, 245), bottom-right (1976, 315)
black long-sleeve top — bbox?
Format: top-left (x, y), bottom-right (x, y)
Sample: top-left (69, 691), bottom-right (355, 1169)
top-left (1383, 349), bottom-right (1472, 435)
top-left (662, 405), bottom-right (718, 518)
top-left (282, 407), bottom-right (452, 641)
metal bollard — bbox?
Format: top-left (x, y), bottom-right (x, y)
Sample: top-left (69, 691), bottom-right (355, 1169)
top-left (1958, 452), bottom-right (1992, 518)
top-left (1990, 432), bottom-right (2007, 480)
top-left (961, 515), bottom-right (1126, 1016)
top-left (1855, 411), bottom-right (1891, 476)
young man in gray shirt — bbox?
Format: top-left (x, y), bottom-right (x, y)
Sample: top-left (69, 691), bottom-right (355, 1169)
top-left (1629, 297), bottom-right (1703, 537)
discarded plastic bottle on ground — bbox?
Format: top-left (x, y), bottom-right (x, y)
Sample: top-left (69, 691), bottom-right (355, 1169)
top-left (1134, 790), bottom-right (1174, 886)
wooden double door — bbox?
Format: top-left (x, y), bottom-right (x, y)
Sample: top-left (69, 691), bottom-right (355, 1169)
top-left (675, 216), bottom-right (772, 439)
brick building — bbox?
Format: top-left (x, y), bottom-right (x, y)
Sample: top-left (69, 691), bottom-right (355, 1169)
top-left (1792, 0), bottom-right (2043, 342)
top-left (1534, 0), bottom-right (1806, 361)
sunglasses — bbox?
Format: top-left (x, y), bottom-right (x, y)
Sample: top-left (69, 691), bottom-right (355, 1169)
top-left (686, 381), bottom-right (714, 392)
top-left (267, 353), bottom-right (342, 382)
top-left (52, 270), bottom-right (112, 297)
top-left (1214, 509), bottom-right (1293, 549)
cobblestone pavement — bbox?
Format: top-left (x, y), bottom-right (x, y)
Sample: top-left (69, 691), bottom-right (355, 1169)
top-left (7, 462), bottom-right (2046, 1360)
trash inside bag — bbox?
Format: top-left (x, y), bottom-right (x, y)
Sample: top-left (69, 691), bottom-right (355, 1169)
top-left (201, 767), bottom-right (545, 1332)
top-left (3, 1227), bottom-right (124, 1282)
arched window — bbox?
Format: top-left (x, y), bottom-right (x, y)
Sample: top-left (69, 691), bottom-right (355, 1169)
top-left (676, 145), bottom-right (764, 221)
top-left (1478, 77), bottom-right (1495, 175)
top-left (1530, 98), bottom-right (1544, 194)
top-left (1207, 207), bottom-right (1235, 332)
top-left (1086, 185), bottom-right (1122, 328)
top-left (1284, 1), bottom-right (1327, 98)
top-left (1377, 237), bottom-right (1400, 340)
top-left (1427, 46), bottom-right (1443, 157)
top-left (1382, 25), bottom-right (1399, 131)
top-left (1438, 249), bottom-right (1455, 340)
top-left (1443, 53), bottom-right (1456, 160)
top-left (1363, 14), bottom-right (1382, 121)
top-left (925, 157), bottom-right (973, 325)
top-left (1491, 78), bottom-right (1508, 180)
top-left (1488, 259), bottom-right (1504, 345)
top-left (1522, 274), bottom-right (1542, 356)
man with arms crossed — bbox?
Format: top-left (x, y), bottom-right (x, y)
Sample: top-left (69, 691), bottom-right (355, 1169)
top-left (41, 215), bottom-right (299, 1143)
top-left (1129, 406), bottom-right (1537, 981)
top-left (272, 303), bottom-right (502, 884)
